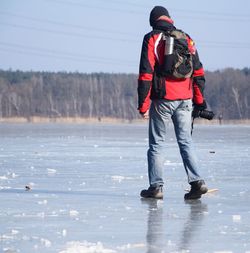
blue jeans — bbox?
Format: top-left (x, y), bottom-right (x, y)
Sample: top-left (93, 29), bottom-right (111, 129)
top-left (147, 99), bottom-right (202, 187)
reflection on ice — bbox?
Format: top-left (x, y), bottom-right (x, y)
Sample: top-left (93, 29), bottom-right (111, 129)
top-left (142, 199), bottom-right (209, 253)
top-left (179, 200), bottom-right (208, 252)
top-left (142, 199), bottom-right (165, 253)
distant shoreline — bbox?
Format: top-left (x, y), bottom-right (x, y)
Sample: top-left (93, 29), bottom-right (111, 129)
top-left (0, 117), bottom-right (249, 125)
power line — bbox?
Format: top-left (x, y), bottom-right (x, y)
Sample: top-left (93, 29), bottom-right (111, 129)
top-left (44, 0), bottom-right (146, 15)
top-left (80, 0), bottom-right (149, 9)
top-left (174, 14), bottom-right (250, 23)
top-left (0, 41), bottom-right (137, 64)
top-left (198, 40), bottom-right (250, 49)
top-left (1, 11), bottom-right (250, 48)
top-left (173, 8), bottom-right (250, 19)
top-left (87, 0), bottom-right (250, 18)
top-left (1, 10), bottom-right (249, 46)
top-left (0, 22), bottom-right (138, 43)
top-left (0, 47), bottom-right (137, 71)
top-left (0, 49), bottom-right (138, 74)
top-left (0, 42), bottom-right (137, 66)
top-left (0, 39), bottom-right (249, 72)
top-left (0, 11), bottom-right (138, 37)
top-left (45, 0), bottom-right (250, 22)
top-left (0, 41), bottom-right (249, 73)
top-left (1, 21), bottom-right (250, 50)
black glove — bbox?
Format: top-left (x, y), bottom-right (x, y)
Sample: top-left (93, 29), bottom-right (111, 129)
top-left (192, 101), bottom-right (207, 118)
top-left (194, 101), bottom-right (207, 111)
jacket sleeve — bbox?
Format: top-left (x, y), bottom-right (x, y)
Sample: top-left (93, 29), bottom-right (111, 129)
top-left (187, 36), bottom-right (206, 105)
top-left (193, 51), bottom-right (205, 105)
top-left (137, 33), bottom-right (156, 113)
top-left (192, 49), bottom-right (206, 106)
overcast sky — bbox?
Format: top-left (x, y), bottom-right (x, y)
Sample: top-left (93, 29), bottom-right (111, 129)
top-left (0, 0), bottom-right (250, 73)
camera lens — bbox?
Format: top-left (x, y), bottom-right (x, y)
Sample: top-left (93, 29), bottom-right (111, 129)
top-left (199, 110), bottom-right (214, 120)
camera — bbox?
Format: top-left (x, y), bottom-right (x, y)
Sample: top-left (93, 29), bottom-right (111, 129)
top-left (192, 108), bottom-right (215, 120)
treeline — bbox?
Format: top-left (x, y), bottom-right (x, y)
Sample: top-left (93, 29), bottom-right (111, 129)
top-left (0, 68), bottom-right (249, 120)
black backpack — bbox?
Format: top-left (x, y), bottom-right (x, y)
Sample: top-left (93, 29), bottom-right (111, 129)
top-left (161, 29), bottom-right (193, 79)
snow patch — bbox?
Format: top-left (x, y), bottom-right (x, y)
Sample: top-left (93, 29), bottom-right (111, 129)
top-left (0, 172), bottom-right (18, 180)
top-left (0, 234), bottom-right (14, 240)
top-left (59, 241), bottom-right (116, 253)
top-left (37, 199), bottom-right (48, 205)
top-left (117, 243), bottom-right (145, 250)
top-left (3, 248), bottom-right (17, 253)
top-left (0, 186), bottom-right (11, 190)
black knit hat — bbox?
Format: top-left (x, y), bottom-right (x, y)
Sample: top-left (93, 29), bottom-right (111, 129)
top-left (149, 6), bottom-right (170, 27)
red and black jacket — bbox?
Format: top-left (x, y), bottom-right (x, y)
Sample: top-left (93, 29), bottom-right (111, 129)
top-left (138, 18), bottom-right (205, 114)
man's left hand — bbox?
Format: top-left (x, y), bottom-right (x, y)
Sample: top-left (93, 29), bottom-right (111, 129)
top-left (140, 110), bottom-right (149, 119)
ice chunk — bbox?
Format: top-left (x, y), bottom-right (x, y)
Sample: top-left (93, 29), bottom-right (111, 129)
top-left (47, 168), bottom-right (57, 174)
top-left (232, 215), bottom-right (241, 222)
top-left (62, 229), bottom-right (67, 237)
top-left (69, 210), bottom-right (79, 217)
top-left (11, 230), bottom-right (19, 235)
top-left (8, 172), bottom-right (18, 178)
top-left (40, 238), bottom-right (52, 248)
top-left (214, 251), bottom-right (233, 253)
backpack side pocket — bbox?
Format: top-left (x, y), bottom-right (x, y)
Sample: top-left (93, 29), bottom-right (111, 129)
top-left (151, 72), bottom-right (166, 99)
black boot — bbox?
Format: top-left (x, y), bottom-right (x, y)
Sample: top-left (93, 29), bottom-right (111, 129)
top-left (140, 186), bottom-right (163, 199)
top-left (184, 180), bottom-right (208, 200)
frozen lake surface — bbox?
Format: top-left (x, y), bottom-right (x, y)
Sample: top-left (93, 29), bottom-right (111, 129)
top-left (0, 123), bottom-right (250, 253)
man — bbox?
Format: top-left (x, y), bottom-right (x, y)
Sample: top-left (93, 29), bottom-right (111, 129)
top-left (138, 6), bottom-right (208, 200)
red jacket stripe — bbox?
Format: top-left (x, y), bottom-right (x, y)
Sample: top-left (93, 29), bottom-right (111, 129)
top-left (138, 73), bottom-right (153, 81)
top-left (193, 83), bottom-right (204, 104)
top-left (193, 67), bottom-right (205, 77)
top-left (139, 87), bottom-right (152, 113)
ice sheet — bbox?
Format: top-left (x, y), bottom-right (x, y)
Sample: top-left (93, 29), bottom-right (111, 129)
top-left (0, 123), bottom-right (250, 253)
